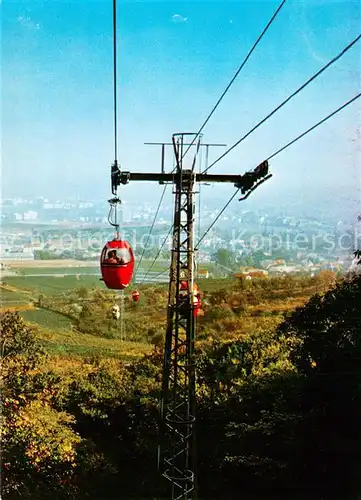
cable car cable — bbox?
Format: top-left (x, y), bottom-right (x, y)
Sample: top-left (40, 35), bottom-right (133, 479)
top-left (113, 0), bottom-right (118, 165)
top-left (135, 140), bottom-right (179, 279)
top-left (202, 32), bottom-right (361, 174)
top-left (141, 225), bottom-right (173, 283)
top-left (265, 92), bottom-right (361, 161)
top-left (141, 0), bottom-right (287, 269)
top-left (140, 141), bottom-right (199, 281)
top-left (196, 92), bottom-right (361, 248)
top-left (100, 0), bottom-right (135, 292)
top-left (120, 290), bottom-right (125, 341)
top-left (153, 267), bottom-right (171, 282)
top-left (197, 146), bottom-right (203, 244)
top-left (144, 28), bottom-right (360, 270)
top-left (134, 183), bottom-right (168, 279)
top-left (182, 0), bottom-right (288, 160)
top-left (109, 0), bottom-right (120, 234)
top-left (196, 190), bottom-right (240, 249)
top-left (142, 89), bottom-right (360, 281)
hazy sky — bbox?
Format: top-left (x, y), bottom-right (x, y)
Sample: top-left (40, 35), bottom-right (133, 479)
top-left (2, 0), bottom-right (361, 218)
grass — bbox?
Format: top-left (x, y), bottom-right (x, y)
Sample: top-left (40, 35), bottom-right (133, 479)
top-left (36, 326), bottom-right (152, 360)
top-left (18, 266), bottom-right (99, 275)
top-left (20, 308), bottom-right (73, 331)
top-left (4, 275), bottom-right (104, 295)
top-left (11, 261), bottom-right (169, 279)
top-left (2, 273), bottom-right (323, 363)
top-left (1, 287), bottom-right (30, 304)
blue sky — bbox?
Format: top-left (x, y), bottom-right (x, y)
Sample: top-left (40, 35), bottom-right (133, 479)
top-left (2, 0), bottom-right (360, 219)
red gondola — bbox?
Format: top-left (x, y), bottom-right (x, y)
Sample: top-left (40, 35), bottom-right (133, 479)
top-left (179, 281), bottom-right (202, 317)
top-left (132, 290), bottom-right (140, 302)
top-left (100, 239), bottom-right (135, 290)
top-left (192, 283), bottom-right (202, 317)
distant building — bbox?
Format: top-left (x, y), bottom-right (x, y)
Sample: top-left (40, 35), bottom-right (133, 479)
top-left (235, 267), bottom-right (268, 279)
top-left (260, 258), bottom-right (286, 269)
top-left (268, 265), bottom-right (299, 275)
top-left (0, 246), bottom-right (34, 261)
top-left (198, 269), bottom-right (209, 279)
top-left (23, 211), bottom-right (38, 221)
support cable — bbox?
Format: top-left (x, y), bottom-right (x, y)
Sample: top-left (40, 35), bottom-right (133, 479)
top-left (197, 147), bottom-right (203, 246)
top-left (153, 267), bottom-right (170, 282)
top-left (182, 0), bottom-right (288, 160)
top-left (113, 0), bottom-right (118, 164)
top-left (135, 184), bottom-right (168, 278)
top-left (266, 92), bottom-right (361, 161)
top-left (197, 92), bottom-right (361, 248)
top-left (196, 190), bottom-right (240, 249)
top-left (140, 138), bottom-right (196, 281)
top-left (203, 33), bottom-right (361, 173)
top-left (119, 290), bottom-right (125, 341)
top-left (141, 225), bottom-right (173, 283)
top-left (137, 149), bottom-right (179, 279)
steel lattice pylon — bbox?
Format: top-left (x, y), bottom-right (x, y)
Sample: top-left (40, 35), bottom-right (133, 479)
top-left (109, 132), bottom-right (272, 499)
top-left (159, 134), bottom-right (197, 500)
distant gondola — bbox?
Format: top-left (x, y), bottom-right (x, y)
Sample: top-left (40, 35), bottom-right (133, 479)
top-left (179, 281), bottom-right (202, 317)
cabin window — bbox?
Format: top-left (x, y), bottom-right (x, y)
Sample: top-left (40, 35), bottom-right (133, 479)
top-left (102, 247), bottom-right (131, 265)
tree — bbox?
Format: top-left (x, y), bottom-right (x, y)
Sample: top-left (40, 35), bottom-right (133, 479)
top-left (314, 269), bottom-right (337, 292)
top-left (76, 286), bottom-right (89, 299)
top-left (211, 248), bottom-right (236, 269)
top-left (278, 274), bottom-right (361, 494)
top-left (196, 274), bottom-right (361, 497)
top-left (1, 312), bottom-right (81, 498)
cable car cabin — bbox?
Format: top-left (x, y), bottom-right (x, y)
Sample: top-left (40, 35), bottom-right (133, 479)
top-left (132, 290), bottom-right (140, 302)
top-left (100, 240), bottom-right (135, 290)
top-left (192, 283), bottom-right (202, 317)
top-left (179, 281), bottom-right (202, 317)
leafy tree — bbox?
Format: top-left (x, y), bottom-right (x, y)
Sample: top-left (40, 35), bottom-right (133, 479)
top-left (197, 274), bottom-right (361, 497)
top-left (211, 248), bottom-right (236, 269)
top-left (76, 286), bottom-right (89, 299)
top-left (314, 269), bottom-right (337, 292)
top-left (278, 274), bottom-right (361, 494)
top-left (1, 312), bottom-right (81, 498)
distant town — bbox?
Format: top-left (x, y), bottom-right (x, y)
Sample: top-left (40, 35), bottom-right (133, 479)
top-left (1, 196), bottom-right (360, 278)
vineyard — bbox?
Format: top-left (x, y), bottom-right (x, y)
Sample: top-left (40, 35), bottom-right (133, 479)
top-left (1, 270), bottom-right (360, 500)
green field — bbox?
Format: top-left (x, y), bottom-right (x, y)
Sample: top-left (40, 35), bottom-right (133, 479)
top-left (4, 275), bottom-right (104, 295)
top-left (18, 266), bottom-right (99, 275)
top-left (36, 327), bottom-right (151, 360)
top-left (1, 269), bottom-right (235, 361)
top-left (1, 288), bottom-right (30, 304)
top-left (20, 308), bottom-right (73, 330)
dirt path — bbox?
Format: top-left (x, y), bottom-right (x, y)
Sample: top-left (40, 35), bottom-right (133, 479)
top-left (0, 283), bottom-right (32, 295)
top-left (6, 260), bottom-right (99, 268)
top-left (0, 304), bottom-right (35, 313)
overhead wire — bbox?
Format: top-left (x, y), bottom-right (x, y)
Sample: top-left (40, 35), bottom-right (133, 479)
top-left (182, 0), bottom-right (288, 160)
top-left (202, 32), bottom-right (361, 174)
top-left (140, 1), bottom-right (289, 281)
top-left (266, 92), bottom-right (361, 161)
top-left (140, 8), bottom-right (361, 281)
top-left (141, 225), bottom-right (173, 283)
top-left (111, 0), bottom-right (125, 337)
top-left (142, 138), bottom-right (204, 283)
top-left (196, 92), bottom-right (361, 249)
top-left (135, 141), bottom-right (180, 282)
top-left (134, 183), bottom-right (168, 278)
top-left (139, 139), bottom-right (197, 283)
top-left (197, 146), bottom-right (203, 243)
top-left (111, 0), bottom-right (170, 277)
top-left (112, 0), bottom-right (118, 165)
top-left (195, 190), bottom-right (240, 249)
